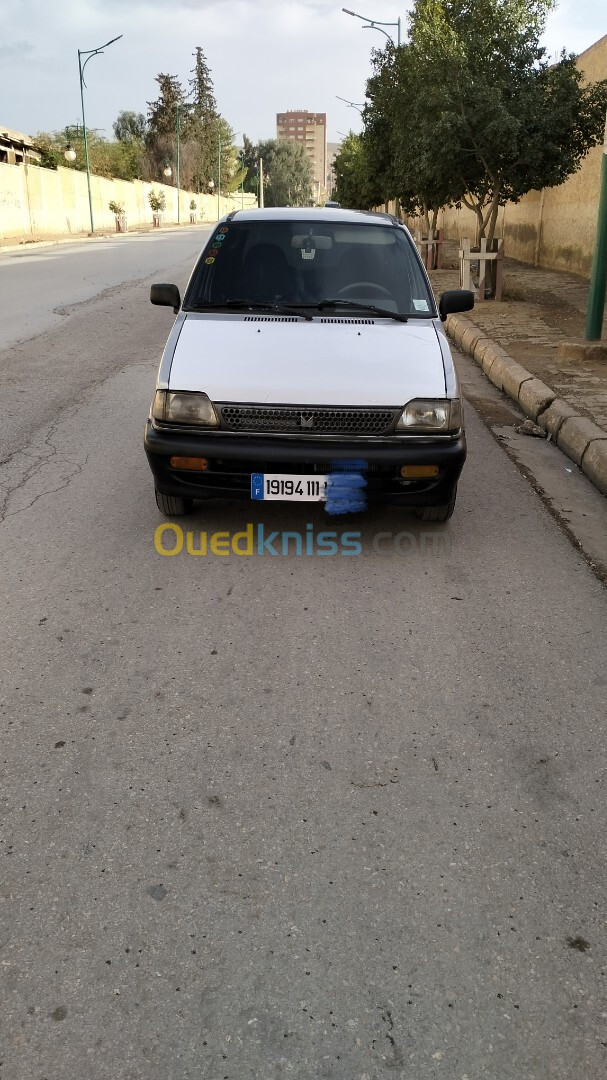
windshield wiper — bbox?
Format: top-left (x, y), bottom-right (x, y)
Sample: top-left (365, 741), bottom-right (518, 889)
top-left (312, 299), bottom-right (409, 322)
top-left (187, 299), bottom-right (312, 321)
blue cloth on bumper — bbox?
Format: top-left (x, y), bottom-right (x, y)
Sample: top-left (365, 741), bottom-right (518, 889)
top-left (324, 460), bottom-right (368, 515)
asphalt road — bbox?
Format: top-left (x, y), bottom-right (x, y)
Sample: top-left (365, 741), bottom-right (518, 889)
top-left (0, 227), bottom-right (211, 351)
top-left (1, 233), bottom-right (607, 1080)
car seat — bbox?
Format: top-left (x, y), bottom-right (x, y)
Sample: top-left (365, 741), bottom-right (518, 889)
top-left (238, 244), bottom-right (295, 302)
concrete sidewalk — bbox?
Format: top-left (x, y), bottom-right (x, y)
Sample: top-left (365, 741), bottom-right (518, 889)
top-left (429, 245), bottom-right (607, 495)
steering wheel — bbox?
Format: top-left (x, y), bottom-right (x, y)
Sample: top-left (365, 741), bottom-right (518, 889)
top-left (336, 282), bottom-right (393, 299)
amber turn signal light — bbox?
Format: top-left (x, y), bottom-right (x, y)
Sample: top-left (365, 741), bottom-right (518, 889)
top-left (400, 465), bottom-right (439, 478)
top-left (170, 456), bottom-right (209, 471)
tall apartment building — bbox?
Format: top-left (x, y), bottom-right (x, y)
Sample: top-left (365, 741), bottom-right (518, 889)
top-left (276, 111), bottom-right (327, 202)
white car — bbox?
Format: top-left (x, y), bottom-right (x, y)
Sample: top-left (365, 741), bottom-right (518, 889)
top-left (145, 208), bottom-right (473, 520)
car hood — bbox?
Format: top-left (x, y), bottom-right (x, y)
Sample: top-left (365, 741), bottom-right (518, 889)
top-left (167, 314), bottom-right (447, 406)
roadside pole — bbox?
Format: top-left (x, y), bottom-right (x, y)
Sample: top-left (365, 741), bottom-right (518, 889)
top-left (259, 157), bottom-right (264, 208)
top-left (585, 110), bottom-right (607, 341)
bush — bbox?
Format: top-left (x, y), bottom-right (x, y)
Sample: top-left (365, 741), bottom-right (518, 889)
top-left (190, 199), bottom-right (197, 211)
top-left (148, 189), bottom-right (166, 212)
top-left (109, 200), bottom-right (124, 215)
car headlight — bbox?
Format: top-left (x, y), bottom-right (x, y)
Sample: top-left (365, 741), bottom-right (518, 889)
top-left (151, 390), bottom-right (220, 427)
top-left (396, 398), bottom-right (463, 433)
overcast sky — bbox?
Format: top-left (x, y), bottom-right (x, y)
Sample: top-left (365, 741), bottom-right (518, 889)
top-left (1, 0), bottom-right (605, 146)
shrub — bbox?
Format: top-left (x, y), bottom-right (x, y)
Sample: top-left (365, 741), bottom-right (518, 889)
top-left (148, 189), bottom-right (166, 212)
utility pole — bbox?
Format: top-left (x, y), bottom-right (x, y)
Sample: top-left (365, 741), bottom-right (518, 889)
top-left (176, 106), bottom-right (181, 224)
top-left (585, 110), bottom-right (607, 341)
top-left (259, 157), bottom-right (264, 208)
top-left (217, 134), bottom-right (221, 219)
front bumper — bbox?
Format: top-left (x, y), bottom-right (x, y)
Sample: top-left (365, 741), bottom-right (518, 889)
top-left (144, 421), bottom-right (466, 506)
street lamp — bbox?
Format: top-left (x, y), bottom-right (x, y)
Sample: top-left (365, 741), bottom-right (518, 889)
top-left (64, 145), bottom-right (77, 163)
top-left (77, 34), bottom-right (123, 233)
top-left (239, 149), bottom-right (245, 209)
top-left (336, 95), bottom-right (365, 115)
top-left (163, 162), bottom-right (173, 179)
top-left (342, 7), bottom-right (401, 46)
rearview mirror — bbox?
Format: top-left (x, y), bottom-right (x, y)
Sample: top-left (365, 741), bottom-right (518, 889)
top-left (150, 283), bottom-right (181, 313)
top-left (438, 289), bottom-right (474, 321)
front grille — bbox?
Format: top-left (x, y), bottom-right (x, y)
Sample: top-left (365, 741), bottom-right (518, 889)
top-left (218, 405), bottom-right (397, 436)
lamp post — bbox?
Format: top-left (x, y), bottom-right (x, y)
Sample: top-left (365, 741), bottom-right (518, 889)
top-left (342, 7), bottom-right (401, 46)
top-left (336, 95), bottom-right (365, 115)
top-left (163, 162), bottom-right (172, 179)
top-left (217, 135), bottom-right (222, 219)
top-left (585, 109), bottom-right (607, 341)
top-left (77, 34), bottom-right (122, 233)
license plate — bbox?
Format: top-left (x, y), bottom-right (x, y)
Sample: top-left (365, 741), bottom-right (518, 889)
top-left (251, 473), bottom-right (327, 501)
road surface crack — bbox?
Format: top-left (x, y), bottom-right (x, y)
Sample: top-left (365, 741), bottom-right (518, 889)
top-left (0, 411), bottom-right (87, 524)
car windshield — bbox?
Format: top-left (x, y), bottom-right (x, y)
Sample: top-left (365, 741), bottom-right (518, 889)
top-left (183, 220), bottom-right (436, 318)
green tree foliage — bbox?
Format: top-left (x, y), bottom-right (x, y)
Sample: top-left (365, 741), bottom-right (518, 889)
top-left (32, 132), bottom-right (62, 170)
top-left (241, 134), bottom-right (260, 194)
top-left (189, 46), bottom-right (217, 117)
top-left (32, 128), bottom-right (143, 181)
top-left (185, 46), bottom-right (221, 191)
top-left (266, 140), bottom-right (313, 206)
top-left (143, 53), bottom-right (237, 192)
top-left (110, 111), bottom-right (146, 179)
top-left (146, 74), bottom-right (189, 140)
top-left (113, 111), bottom-right (146, 143)
top-left (364, 42), bottom-right (461, 230)
top-left (332, 133), bottom-right (377, 210)
top-left (145, 73), bottom-right (192, 182)
top-left (363, 0), bottom-right (607, 241)
top-left (241, 137), bottom-right (313, 206)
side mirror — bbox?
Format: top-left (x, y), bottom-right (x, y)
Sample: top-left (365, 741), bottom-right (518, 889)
top-left (150, 283), bottom-right (181, 313)
top-left (439, 289), bottom-right (474, 321)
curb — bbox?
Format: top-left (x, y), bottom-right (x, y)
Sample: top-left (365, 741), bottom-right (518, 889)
top-left (446, 313), bottom-right (607, 496)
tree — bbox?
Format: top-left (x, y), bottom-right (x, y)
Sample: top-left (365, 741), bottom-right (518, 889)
top-left (396, 0), bottom-right (607, 243)
top-left (32, 128), bottom-right (143, 181)
top-left (145, 73), bottom-right (192, 181)
top-left (32, 132), bottom-right (62, 170)
top-left (364, 42), bottom-right (462, 230)
top-left (185, 46), bottom-right (221, 191)
top-left (241, 134), bottom-right (260, 194)
top-left (240, 138), bottom-right (312, 206)
top-left (146, 74), bottom-right (189, 140)
top-left (113, 111), bottom-right (146, 143)
top-left (332, 133), bottom-right (377, 210)
top-left (188, 46), bottom-right (218, 118)
top-left (265, 140), bottom-right (313, 206)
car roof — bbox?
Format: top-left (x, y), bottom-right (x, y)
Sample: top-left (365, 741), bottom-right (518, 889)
top-left (219, 206), bottom-right (405, 228)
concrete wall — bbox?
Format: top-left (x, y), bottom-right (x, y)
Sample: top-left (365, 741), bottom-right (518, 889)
top-left (408, 33), bottom-right (607, 278)
top-left (0, 161), bottom-right (257, 241)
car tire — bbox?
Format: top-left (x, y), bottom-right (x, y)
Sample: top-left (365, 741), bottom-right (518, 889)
top-left (416, 488), bottom-right (457, 522)
top-left (155, 490), bottom-right (194, 516)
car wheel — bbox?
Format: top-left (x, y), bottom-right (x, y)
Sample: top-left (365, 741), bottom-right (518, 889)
top-left (155, 489), bottom-right (194, 516)
top-left (416, 488), bottom-right (457, 522)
